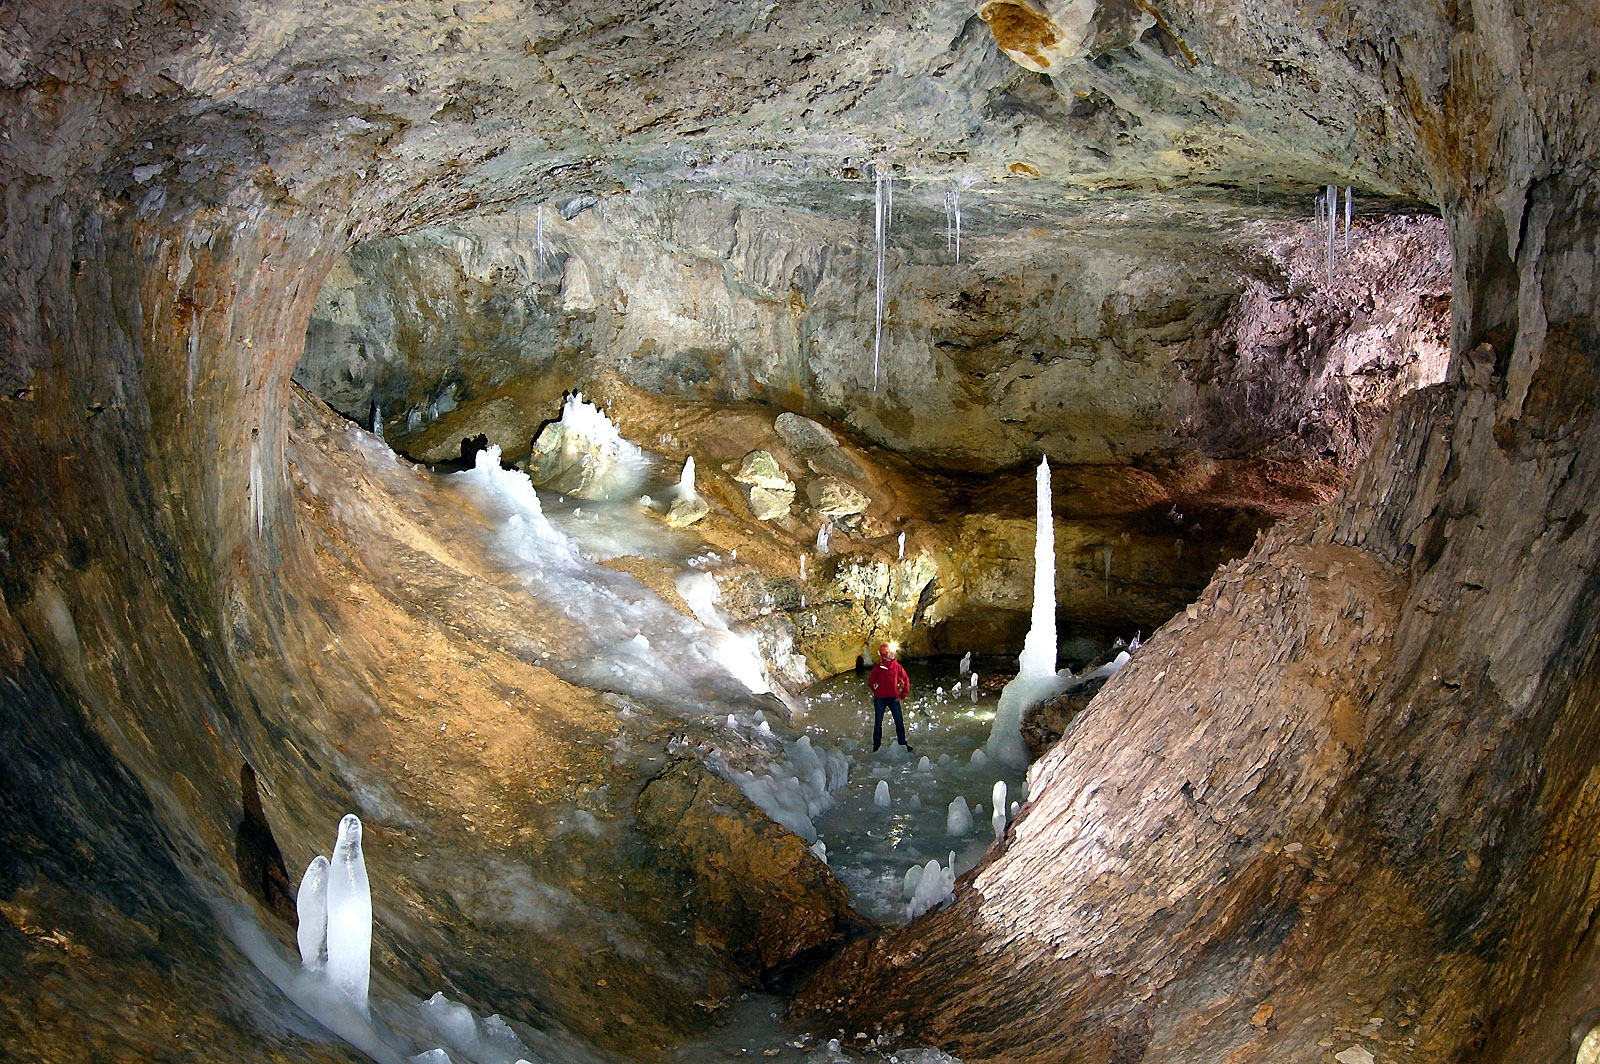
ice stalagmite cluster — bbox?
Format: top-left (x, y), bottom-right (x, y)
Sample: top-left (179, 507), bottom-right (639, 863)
top-left (296, 815), bottom-right (371, 1014)
top-left (902, 851), bottom-right (957, 922)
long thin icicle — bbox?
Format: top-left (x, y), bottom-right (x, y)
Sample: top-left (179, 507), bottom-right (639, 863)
top-left (1325, 183), bottom-right (1337, 280)
top-left (873, 165), bottom-right (886, 392)
top-left (1344, 185), bottom-right (1352, 252)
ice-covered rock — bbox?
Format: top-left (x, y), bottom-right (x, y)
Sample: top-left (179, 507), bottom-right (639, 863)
top-left (525, 392), bottom-right (647, 500)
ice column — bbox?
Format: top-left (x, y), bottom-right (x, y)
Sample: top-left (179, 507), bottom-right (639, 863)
top-left (296, 856), bottom-right (330, 970)
top-left (986, 456), bottom-right (1062, 767)
top-left (535, 203), bottom-right (546, 262)
top-left (326, 814), bottom-right (372, 1013)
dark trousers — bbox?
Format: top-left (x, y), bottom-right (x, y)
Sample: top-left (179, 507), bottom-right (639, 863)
top-left (873, 697), bottom-right (907, 750)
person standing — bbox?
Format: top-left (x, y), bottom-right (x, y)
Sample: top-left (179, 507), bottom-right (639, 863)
top-left (868, 644), bottom-right (912, 752)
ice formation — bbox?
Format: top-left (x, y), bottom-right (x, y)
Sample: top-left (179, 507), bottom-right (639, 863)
top-left (1326, 183), bottom-right (1338, 278)
top-left (720, 731), bottom-right (850, 843)
top-left (417, 991), bottom-right (537, 1064)
top-left (959, 651), bottom-right (971, 675)
top-left (872, 164), bottom-right (888, 391)
top-left (945, 186), bottom-right (962, 262)
top-left (371, 403), bottom-right (383, 439)
top-left (947, 795), bottom-right (973, 837)
top-left (875, 780), bottom-right (891, 808)
top-left (326, 814), bottom-right (372, 1013)
top-left (991, 780), bottom-right (1008, 840)
top-left (817, 521), bottom-right (832, 556)
top-left (987, 456), bottom-right (1069, 767)
top-left (677, 455), bottom-right (696, 496)
top-left (296, 856), bottom-right (330, 970)
top-left (904, 852), bottom-right (957, 921)
top-left (1344, 185), bottom-right (1353, 252)
top-left (897, 531), bottom-right (905, 559)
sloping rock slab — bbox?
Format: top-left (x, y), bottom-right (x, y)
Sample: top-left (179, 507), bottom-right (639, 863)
top-left (636, 758), bottom-right (859, 981)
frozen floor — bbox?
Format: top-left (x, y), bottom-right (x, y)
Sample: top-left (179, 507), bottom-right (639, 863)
top-left (796, 661), bottom-right (1027, 925)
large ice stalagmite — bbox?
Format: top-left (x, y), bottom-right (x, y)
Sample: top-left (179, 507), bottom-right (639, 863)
top-left (296, 855), bottom-right (330, 970)
top-left (326, 814), bottom-right (372, 1012)
top-left (986, 456), bottom-right (1068, 767)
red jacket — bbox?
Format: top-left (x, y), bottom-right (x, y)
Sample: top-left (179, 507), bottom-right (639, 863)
top-left (868, 659), bottom-right (910, 699)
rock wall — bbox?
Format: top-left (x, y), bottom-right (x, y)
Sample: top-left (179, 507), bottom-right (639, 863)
top-left (297, 196), bottom-right (1449, 472)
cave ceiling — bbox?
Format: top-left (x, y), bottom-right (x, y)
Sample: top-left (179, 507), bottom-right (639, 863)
top-left (4, 0), bottom-right (1439, 245)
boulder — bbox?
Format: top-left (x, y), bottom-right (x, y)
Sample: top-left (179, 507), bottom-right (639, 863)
top-left (733, 450), bottom-right (798, 519)
top-left (806, 477), bottom-right (870, 518)
top-left (747, 485), bottom-right (795, 521)
top-left (666, 492), bottom-right (710, 528)
top-left (775, 412), bottom-right (867, 480)
top-left (634, 758), bottom-right (858, 981)
top-left (525, 395), bottom-right (647, 500)
top-left (732, 450), bottom-right (793, 491)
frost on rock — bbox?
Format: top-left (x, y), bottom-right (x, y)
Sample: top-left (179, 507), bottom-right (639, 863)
top-left (710, 730), bottom-right (851, 844)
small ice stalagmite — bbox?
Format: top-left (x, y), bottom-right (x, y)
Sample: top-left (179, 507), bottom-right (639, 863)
top-left (678, 455), bottom-right (696, 496)
top-left (817, 521), bottom-right (832, 556)
top-left (296, 855), bottom-right (330, 971)
top-left (959, 651), bottom-right (972, 676)
top-left (947, 795), bottom-right (973, 836)
top-left (371, 403), bottom-right (383, 440)
top-left (325, 814), bottom-right (372, 1012)
top-left (875, 780), bottom-right (891, 808)
top-left (897, 531), bottom-right (905, 559)
top-left (991, 780), bottom-right (1008, 840)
